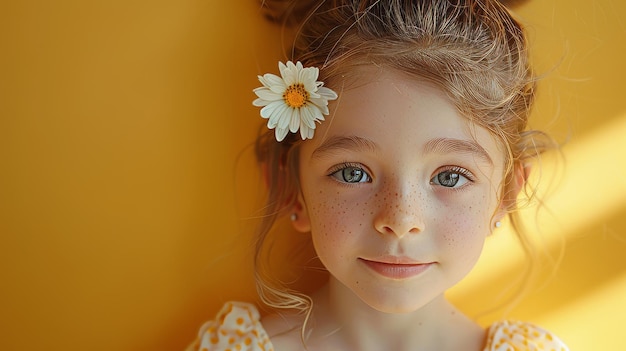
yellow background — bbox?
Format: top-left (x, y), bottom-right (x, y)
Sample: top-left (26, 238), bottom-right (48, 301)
top-left (1, 0), bottom-right (624, 350)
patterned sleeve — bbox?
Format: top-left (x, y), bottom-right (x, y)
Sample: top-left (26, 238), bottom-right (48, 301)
top-left (484, 320), bottom-right (569, 351)
top-left (191, 301), bottom-right (274, 351)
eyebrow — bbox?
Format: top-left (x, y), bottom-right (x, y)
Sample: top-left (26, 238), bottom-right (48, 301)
top-left (311, 135), bottom-right (379, 159)
top-left (423, 137), bottom-right (493, 165)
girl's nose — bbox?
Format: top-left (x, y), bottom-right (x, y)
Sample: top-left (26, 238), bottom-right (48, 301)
top-left (373, 182), bottom-right (425, 238)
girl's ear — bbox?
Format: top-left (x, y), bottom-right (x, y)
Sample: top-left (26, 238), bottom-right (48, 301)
top-left (494, 162), bottom-right (529, 224)
top-left (291, 193), bottom-right (311, 233)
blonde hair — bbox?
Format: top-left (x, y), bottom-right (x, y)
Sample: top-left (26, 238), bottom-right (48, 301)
top-left (253, 0), bottom-right (556, 319)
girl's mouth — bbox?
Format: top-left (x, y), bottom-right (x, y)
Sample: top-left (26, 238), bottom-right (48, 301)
top-left (359, 257), bottom-right (434, 279)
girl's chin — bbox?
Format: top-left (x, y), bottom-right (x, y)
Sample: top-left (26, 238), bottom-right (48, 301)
top-left (355, 291), bottom-right (447, 315)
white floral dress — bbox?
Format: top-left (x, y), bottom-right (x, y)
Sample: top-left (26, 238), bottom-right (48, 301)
top-left (188, 302), bottom-right (569, 351)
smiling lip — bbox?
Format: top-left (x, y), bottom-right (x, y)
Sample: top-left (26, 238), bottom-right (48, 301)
top-left (359, 257), bottom-right (433, 279)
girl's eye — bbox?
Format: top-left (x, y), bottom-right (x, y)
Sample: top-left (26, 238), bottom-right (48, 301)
top-left (430, 167), bottom-right (473, 188)
top-left (329, 164), bottom-right (372, 183)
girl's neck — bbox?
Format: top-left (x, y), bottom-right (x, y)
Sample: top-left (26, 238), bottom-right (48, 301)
top-left (307, 277), bottom-right (485, 351)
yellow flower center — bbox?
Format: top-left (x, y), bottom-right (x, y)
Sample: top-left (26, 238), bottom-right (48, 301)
top-left (283, 83), bottom-right (309, 108)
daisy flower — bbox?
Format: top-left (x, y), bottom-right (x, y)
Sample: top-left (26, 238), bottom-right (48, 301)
top-left (253, 61), bottom-right (338, 142)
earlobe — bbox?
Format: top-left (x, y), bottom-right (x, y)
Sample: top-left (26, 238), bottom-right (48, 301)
top-left (290, 194), bottom-right (311, 233)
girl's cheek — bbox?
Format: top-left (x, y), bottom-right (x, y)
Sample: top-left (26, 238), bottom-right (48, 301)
top-left (309, 192), bottom-right (361, 239)
top-left (438, 202), bottom-right (490, 253)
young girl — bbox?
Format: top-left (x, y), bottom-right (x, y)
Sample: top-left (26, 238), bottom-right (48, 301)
top-left (189, 0), bottom-right (569, 350)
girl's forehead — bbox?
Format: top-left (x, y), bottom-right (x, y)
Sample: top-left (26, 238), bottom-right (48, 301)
top-left (304, 68), bottom-right (505, 165)
top-left (321, 70), bottom-right (468, 139)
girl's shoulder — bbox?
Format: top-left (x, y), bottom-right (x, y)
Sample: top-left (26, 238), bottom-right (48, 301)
top-left (187, 301), bottom-right (274, 351)
top-left (484, 320), bottom-right (569, 351)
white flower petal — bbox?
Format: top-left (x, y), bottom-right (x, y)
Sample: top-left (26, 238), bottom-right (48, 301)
top-left (310, 97), bottom-right (331, 115)
top-left (259, 73), bottom-right (286, 89)
top-left (300, 124), bottom-right (315, 140)
top-left (259, 73), bottom-right (287, 95)
top-left (260, 100), bottom-right (285, 119)
top-left (275, 127), bottom-right (289, 142)
top-left (306, 101), bottom-right (327, 119)
top-left (289, 108), bottom-right (300, 133)
top-left (278, 108), bottom-right (293, 129)
top-left (254, 88), bottom-right (282, 102)
top-left (309, 91), bottom-right (321, 99)
top-left (301, 67), bottom-right (319, 93)
top-left (252, 98), bottom-right (270, 107)
top-left (299, 124), bottom-right (308, 140)
top-left (310, 66), bottom-right (319, 81)
top-left (281, 61), bottom-right (297, 86)
top-left (267, 103), bottom-right (289, 128)
top-left (257, 74), bottom-right (268, 87)
top-left (300, 106), bottom-right (316, 129)
top-left (278, 61), bottom-right (287, 76)
top-left (318, 86), bottom-right (338, 100)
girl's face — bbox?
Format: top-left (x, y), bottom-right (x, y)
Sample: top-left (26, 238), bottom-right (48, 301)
top-left (295, 68), bottom-right (506, 314)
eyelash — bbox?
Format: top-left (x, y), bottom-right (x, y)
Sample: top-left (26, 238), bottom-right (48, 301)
top-left (430, 166), bottom-right (476, 188)
top-left (327, 162), bottom-right (372, 184)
